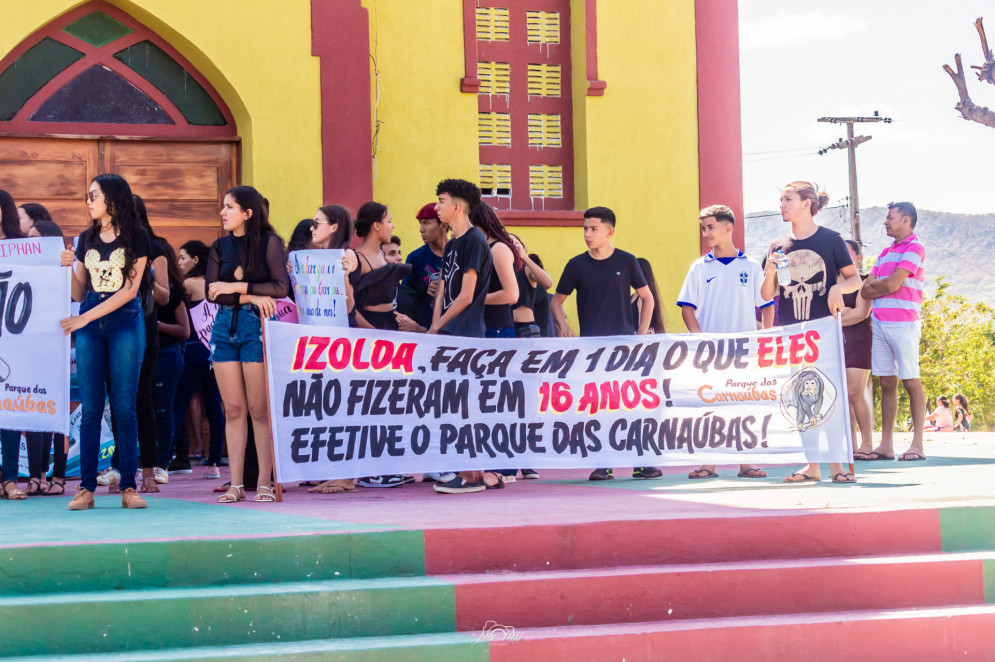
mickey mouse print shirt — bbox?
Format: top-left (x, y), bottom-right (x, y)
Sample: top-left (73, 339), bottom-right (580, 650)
top-left (74, 226), bottom-right (152, 294)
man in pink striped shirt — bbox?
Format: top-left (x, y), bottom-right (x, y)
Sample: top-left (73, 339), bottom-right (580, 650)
top-left (861, 202), bottom-right (927, 462)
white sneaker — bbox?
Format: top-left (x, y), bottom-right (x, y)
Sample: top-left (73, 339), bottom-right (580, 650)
top-left (96, 468), bottom-right (120, 486)
top-left (153, 467), bottom-right (169, 484)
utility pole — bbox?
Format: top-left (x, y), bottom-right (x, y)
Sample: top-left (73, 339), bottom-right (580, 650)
top-left (817, 112), bottom-right (892, 244)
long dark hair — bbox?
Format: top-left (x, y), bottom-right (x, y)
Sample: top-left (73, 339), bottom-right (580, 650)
top-left (355, 201), bottom-right (387, 238)
top-left (636, 257), bottom-right (665, 333)
top-left (133, 195), bottom-right (160, 241)
top-left (180, 240), bottom-right (209, 278)
top-left (225, 185), bottom-right (282, 274)
top-left (470, 202), bottom-right (521, 270)
top-left (156, 238), bottom-right (184, 291)
top-left (288, 219), bottom-right (314, 253)
top-left (31, 220), bottom-right (64, 238)
top-left (319, 205), bottom-right (354, 249)
top-left (0, 189), bottom-right (24, 239)
top-left (20, 202), bottom-right (52, 224)
top-left (955, 393), bottom-right (971, 414)
top-left (85, 174), bottom-right (140, 283)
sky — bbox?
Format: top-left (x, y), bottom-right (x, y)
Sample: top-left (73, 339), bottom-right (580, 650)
top-left (739, 1), bottom-right (995, 216)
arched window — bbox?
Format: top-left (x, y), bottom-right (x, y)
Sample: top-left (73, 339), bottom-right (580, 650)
top-left (0, 1), bottom-right (235, 138)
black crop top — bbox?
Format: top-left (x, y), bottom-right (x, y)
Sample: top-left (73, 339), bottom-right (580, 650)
top-left (350, 253), bottom-right (412, 308)
top-left (512, 266), bottom-right (535, 310)
top-left (484, 240), bottom-right (514, 330)
top-left (205, 233), bottom-right (289, 306)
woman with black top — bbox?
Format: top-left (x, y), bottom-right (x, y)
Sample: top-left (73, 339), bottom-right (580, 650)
top-left (0, 190), bottom-right (31, 499)
top-left (351, 202), bottom-right (411, 331)
top-left (153, 240), bottom-right (190, 475)
top-left (508, 234), bottom-right (552, 339)
top-left (631, 258), bottom-right (666, 334)
top-left (171, 240), bottom-right (226, 479)
top-left (472, 203), bottom-right (519, 339)
top-left (23, 217), bottom-right (72, 495)
top-left (63, 174), bottom-right (152, 510)
top-left (349, 202), bottom-right (412, 489)
top-left (954, 394), bottom-right (972, 432)
top-left (207, 186), bottom-right (288, 503)
top-left (840, 240), bottom-right (874, 460)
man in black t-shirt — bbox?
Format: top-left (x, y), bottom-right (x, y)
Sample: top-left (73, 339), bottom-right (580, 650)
top-left (552, 206), bottom-right (662, 481)
top-left (430, 179), bottom-right (494, 495)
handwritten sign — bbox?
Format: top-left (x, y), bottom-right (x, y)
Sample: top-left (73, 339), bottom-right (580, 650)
top-left (289, 249), bottom-right (349, 327)
top-left (190, 298), bottom-right (299, 350)
top-left (0, 237), bottom-right (66, 266)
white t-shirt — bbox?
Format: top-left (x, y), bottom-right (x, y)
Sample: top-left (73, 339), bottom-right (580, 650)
top-left (677, 250), bottom-right (773, 333)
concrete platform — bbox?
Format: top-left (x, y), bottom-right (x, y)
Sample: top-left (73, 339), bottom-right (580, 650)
top-left (2, 432), bottom-right (992, 547)
top-left (3, 432), bottom-right (994, 661)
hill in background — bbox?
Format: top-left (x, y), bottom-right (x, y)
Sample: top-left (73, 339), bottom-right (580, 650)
top-left (744, 207), bottom-right (995, 307)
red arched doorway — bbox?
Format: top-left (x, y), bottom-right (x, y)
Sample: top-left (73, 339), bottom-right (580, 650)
top-left (0, 1), bottom-right (238, 247)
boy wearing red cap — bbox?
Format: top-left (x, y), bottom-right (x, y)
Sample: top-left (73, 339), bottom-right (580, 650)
top-left (398, 203), bottom-right (448, 332)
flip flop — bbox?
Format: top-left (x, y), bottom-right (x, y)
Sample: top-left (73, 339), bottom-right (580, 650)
top-left (857, 451), bottom-right (894, 461)
top-left (898, 452), bottom-right (926, 461)
top-left (688, 468), bottom-right (718, 479)
top-left (784, 472), bottom-right (819, 483)
top-left (737, 468), bottom-right (767, 478)
top-left (832, 472), bottom-right (857, 483)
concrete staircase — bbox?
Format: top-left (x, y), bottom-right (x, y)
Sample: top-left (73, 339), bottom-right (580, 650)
top-left (4, 507), bottom-right (995, 661)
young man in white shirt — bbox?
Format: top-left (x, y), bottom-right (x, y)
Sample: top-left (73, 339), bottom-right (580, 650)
top-left (677, 205), bottom-right (774, 480)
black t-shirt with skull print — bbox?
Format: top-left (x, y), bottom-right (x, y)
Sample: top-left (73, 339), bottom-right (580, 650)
top-left (764, 226), bottom-right (853, 325)
top-left (74, 226), bottom-right (152, 294)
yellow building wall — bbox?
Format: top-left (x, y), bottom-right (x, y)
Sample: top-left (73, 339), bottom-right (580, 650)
top-left (0, 0), bottom-right (324, 236)
top-left (366, 0), bottom-right (701, 331)
top-left (3, 0), bottom-right (701, 331)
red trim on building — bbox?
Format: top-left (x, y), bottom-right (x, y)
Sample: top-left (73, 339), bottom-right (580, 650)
top-left (311, 0), bottom-right (373, 212)
top-left (584, 0), bottom-right (605, 96)
top-left (460, 0), bottom-right (481, 93)
top-left (694, 0), bottom-right (744, 253)
top-left (0, 1), bottom-right (236, 138)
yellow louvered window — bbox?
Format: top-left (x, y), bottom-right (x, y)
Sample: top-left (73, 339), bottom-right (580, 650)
top-left (478, 112), bottom-right (512, 146)
top-left (480, 164), bottom-right (512, 196)
top-left (526, 11), bottom-right (560, 44)
top-left (478, 61), bottom-right (511, 95)
top-left (476, 7), bottom-right (510, 41)
top-left (529, 165), bottom-right (563, 198)
top-left (528, 114), bottom-right (561, 148)
top-left (526, 63), bottom-right (561, 97)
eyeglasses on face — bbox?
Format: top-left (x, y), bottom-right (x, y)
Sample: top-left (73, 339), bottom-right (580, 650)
top-left (84, 191), bottom-right (104, 203)
top-left (311, 220), bottom-right (330, 230)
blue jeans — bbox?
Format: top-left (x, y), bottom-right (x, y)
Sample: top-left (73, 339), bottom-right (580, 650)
top-left (0, 429), bottom-right (21, 482)
top-left (485, 326), bottom-right (515, 339)
top-left (76, 293), bottom-right (145, 492)
top-left (154, 343), bottom-right (185, 469)
top-left (172, 340), bottom-right (226, 466)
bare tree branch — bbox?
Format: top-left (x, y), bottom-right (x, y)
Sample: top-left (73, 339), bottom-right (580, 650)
top-left (970, 18), bottom-right (995, 85)
top-left (945, 46), bottom-right (995, 129)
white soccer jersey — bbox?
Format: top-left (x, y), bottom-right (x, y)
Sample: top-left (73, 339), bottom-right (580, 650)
top-left (676, 250), bottom-right (774, 333)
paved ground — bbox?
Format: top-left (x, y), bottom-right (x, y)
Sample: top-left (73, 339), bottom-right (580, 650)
top-left (2, 432), bottom-right (991, 546)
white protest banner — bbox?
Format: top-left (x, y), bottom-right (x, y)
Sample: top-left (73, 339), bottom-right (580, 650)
top-left (0, 265), bottom-right (71, 433)
top-left (265, 316), bottom-right (851, 483)
top-left (289, 250), bottom-right (348, 327)
top-left (0, 237), bottom-right (66, 266)
top-left (191, 298), bottom-right (299, 350)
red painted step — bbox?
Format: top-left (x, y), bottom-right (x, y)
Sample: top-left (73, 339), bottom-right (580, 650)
top-left (442, 551), bottom-right (989, 631)
top-left (424, 510), bottom-right (942, 574)
top-left (486, 605), bottom-right (995, 662)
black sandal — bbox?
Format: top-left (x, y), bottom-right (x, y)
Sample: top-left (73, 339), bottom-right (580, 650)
top-left (25, 478), bottom-right (44, 496)
top-left (44, 477), bottom-right (65, 495)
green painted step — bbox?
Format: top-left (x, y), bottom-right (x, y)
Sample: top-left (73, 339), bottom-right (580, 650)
top-left (4, 632), bottom-right (489, 662)
top-left (0, 530), bottom-right (425, 595)
top-left (0, 577), bottom-right (457, 657)
top-left (941, 506), bottom-right (995, 552)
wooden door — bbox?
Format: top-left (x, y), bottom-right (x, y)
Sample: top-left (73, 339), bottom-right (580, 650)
top-left (0, 136), bottom-right (238, 249)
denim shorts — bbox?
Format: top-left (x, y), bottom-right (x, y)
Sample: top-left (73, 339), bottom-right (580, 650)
top-left (211, 304), bottom-right (264, 363)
